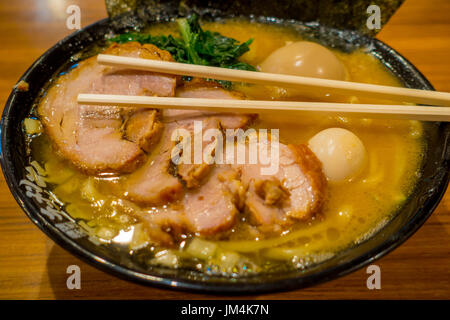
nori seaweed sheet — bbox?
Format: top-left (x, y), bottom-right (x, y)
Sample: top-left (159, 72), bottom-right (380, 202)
top-left (105, 0), bottom-right (404, 36)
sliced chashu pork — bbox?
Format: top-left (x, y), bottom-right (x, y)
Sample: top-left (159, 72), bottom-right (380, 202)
top-left (123, 116), bottom-right (234, 207)
top-left (124, 109), bottom-right (163, 153)
top-left (168, 81), bottom-right (256, 188)
top-left (123, 122), bottom-right (183, 206)
top-left (122, 88), bottom-right (250, 204)
top-left (123, 87), bottom-right (326, 240)
top-left (38, 42), bottom-right (174, 174)
top-left (164, 79), bottom-right (256, 130)
top-left (183, 165), bottom-right (242, 235)
top-left (123, 115), bottom-right (245, 238)
top-left (122, 116), bottom-right (218, 205)
top-left (125, 130), bottom-right (326, 241)
top-left (237, 139), bottom-right (327, 232)
top-left (175, 117), bottom-right (221, 188)
top-left (129, 165), bottom-right (243, 243)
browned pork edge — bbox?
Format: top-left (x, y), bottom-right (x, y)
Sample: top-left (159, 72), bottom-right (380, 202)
top-left (288, 144), bottom-right (328, 218)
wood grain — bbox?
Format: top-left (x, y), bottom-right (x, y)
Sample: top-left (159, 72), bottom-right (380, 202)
top-left (0, 0), bottom-right (449, 299)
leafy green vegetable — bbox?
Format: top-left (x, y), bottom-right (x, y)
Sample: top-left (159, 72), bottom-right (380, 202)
top-left (110, 14), bottom-right (256, 87)
top-left (110, 33), bottom-right (189, 63)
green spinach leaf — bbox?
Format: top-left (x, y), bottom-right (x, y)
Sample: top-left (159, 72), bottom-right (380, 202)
top-left (109, 14), bottom-right (256, 87)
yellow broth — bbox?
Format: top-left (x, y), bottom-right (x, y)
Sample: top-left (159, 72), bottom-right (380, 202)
top-left (28, 19), bottom-right (424, 274)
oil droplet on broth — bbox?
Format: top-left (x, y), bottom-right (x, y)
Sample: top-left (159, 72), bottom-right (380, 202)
top-left (326, 228), bottom-right (340, 241)
top-left (313, 233), bottom-right (323, 240)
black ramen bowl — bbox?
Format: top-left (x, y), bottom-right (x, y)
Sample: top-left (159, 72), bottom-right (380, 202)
top-left (1, 7), bottom-right (449, 294)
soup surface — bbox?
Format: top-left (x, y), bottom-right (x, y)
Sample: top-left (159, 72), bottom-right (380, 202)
top-left (26, 19), bottom-right (424, 275)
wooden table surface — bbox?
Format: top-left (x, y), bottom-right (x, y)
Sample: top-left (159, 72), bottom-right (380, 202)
top-left (0, 0), bottom-right (449, 300)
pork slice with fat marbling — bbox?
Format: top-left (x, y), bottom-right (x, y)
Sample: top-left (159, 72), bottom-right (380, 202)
top-left (125, 164), bottom-right (243, 242)
top-left (168, 81), bottom-right (256, 187)
top-left (237, 140), bottom-right (327, 233)
top-left (38, 42), bottom-right (175, 174)
top-left (183, 165), bottom-right (243, 236)
top-left (175, 117), bottom-right (221, 188)
top-left (124, 109), bottom-right (164, 153)
top-left (123, 123), bottom-right (184, 206)
top-left (164, 80), bottom-right (256, 130)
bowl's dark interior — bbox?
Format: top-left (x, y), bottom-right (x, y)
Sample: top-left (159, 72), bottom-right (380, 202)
top-left (1, 11), bottom-right (449, 293)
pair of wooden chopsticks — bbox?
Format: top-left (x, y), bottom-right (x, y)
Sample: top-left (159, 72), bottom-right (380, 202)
top-left (77, 54), bottom-right (450, 122)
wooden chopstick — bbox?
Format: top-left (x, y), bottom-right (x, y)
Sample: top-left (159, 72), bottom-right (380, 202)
top-left (77, 94), bottom-right (450, 122)
top-left (97, 54), bottom-right (450, 107)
